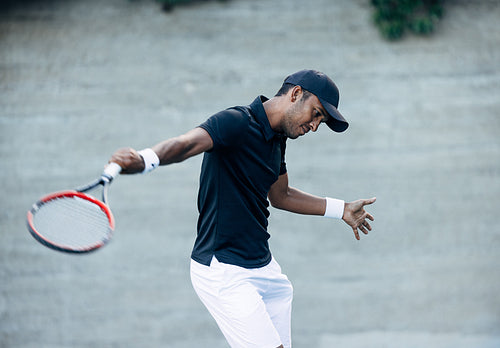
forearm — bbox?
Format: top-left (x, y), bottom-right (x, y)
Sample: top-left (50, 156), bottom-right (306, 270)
top-left (270, 186), bottom-right (326, 216)
top-left (153, 128), bottom-right (212, 165)
top-left (110, 127), bottom-right (212, 174)
top-left (152, 136), bottom-right (195, 165)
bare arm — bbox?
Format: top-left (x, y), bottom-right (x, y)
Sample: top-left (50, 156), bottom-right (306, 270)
top-left (268, 173), bottom-right (376, 240)
top-left (109, 127), bottom-right (213, 174)
top-left (268, 173), bottom-right (326, 215)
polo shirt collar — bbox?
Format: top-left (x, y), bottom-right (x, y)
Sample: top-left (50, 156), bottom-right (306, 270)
top-left (249, 95), bottom-right (278, 141)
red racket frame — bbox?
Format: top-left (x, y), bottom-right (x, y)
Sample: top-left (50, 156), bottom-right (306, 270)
top-left (27, 190), bottom-right (115, 253)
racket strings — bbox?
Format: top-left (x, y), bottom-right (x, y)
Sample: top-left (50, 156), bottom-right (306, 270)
top-left (32, 196), bottom-right (111, 250)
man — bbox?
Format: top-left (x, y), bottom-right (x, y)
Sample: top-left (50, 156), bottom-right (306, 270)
top-left (109, 69), bottom-right (375, 348)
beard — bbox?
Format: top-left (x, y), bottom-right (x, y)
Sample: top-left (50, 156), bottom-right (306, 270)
top-left (281, 120), bottom-right (300, 139)
top-left (280, 103), bottom-right (303, 139)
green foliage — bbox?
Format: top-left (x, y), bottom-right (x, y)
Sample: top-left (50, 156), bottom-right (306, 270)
top-left (156, 0), bottom-right (229, 12)
top-left (371, 0), bottom-right (444, 40)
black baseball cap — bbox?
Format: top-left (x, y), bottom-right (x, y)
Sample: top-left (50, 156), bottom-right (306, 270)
top-left (284, 69), bottom-right (349, 132)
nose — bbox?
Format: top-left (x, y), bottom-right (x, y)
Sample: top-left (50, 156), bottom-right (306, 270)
top-left (309, 119), bottom-right (320, 132)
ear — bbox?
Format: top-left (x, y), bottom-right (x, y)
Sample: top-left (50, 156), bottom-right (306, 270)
top-left (289, 85), bottom-right (303, 102)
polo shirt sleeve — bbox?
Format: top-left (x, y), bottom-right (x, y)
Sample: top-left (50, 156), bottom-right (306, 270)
top-left (198, 108), bottom-right (250, 150)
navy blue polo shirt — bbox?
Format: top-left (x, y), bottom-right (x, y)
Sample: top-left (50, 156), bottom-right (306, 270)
top-left (191, 96), bottom-right (287, 268)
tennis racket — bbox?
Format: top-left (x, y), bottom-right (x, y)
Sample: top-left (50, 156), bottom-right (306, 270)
top-left (26, 162), bottom-right (122, 253)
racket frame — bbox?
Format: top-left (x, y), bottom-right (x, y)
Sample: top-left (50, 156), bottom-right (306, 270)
top-left (26, 163), bottom-right (121, 253)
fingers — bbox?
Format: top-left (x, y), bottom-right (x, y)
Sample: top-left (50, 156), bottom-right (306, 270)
top-left (361, 197), bottom-right (376, 207)
top-left (353, 218), bottom-right (372, 240)
top-left (361, 220), bottom-right (372, 231)
top-left (353, 227), bottom-right (360, 241)
top-left (346, 197), bottom-right (376, 240)
top-left (109, 147), bottom-right (144, 174)
top-left (358, 222), bottom-right (370, 234)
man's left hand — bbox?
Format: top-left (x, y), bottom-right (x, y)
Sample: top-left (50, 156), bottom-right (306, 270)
top-left (342, 197), bottom-right (376, 240)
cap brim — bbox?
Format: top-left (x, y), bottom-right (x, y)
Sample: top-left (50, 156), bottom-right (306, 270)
top-left (319, 97), bottom-right (349, 133)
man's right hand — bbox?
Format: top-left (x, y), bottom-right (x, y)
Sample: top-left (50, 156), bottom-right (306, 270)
top-left (109, 147), bottom-right (145, 174)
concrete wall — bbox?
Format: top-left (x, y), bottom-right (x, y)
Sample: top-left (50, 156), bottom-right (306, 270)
top-left (1, 0), bottom-right (499, 347)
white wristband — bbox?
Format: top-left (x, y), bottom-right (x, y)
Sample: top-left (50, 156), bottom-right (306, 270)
top-left (138, 148), bottom-right (160, 174)
top-left (324, 197), bottom-right (345, 219)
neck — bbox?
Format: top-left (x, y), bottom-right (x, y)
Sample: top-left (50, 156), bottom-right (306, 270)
top-left (263, 96), bottom-right (285, 133)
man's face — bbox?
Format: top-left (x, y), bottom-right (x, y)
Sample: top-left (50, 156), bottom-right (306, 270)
top-left (281, 92), bottom-right (329, 139)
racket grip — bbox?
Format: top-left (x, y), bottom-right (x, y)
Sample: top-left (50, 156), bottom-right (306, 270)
top-left (102, 162), bottom-right (122, 181)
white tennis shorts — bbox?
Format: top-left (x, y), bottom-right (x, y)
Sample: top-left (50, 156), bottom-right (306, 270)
top-left (190, 256), bottom-right (293, 348)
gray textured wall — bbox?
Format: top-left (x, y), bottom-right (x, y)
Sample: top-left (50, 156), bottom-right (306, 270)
top-left (1, 0), bottom-right (499, 347)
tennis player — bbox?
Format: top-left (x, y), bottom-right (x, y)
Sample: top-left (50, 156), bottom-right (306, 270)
top-left (109, 69), bottom-right (376, 348)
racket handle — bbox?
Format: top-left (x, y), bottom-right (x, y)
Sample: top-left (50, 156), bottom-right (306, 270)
top-left (102, 162), bottom-right (122, 181)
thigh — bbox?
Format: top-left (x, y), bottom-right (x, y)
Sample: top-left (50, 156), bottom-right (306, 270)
top-left (261, 258), bottom-right (293, 348)
top-left (191, 258), bottom-right (283, 348)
